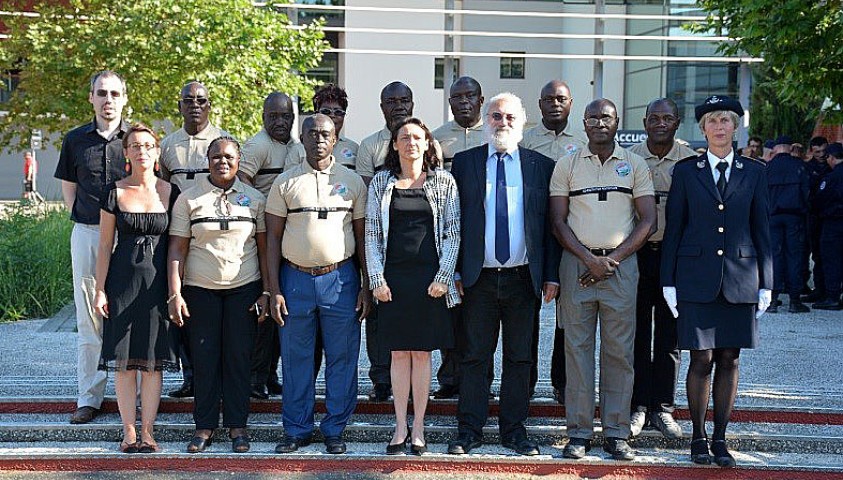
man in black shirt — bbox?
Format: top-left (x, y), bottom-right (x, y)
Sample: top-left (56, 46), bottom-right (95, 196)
top-left (54, 70), bottom-right (129, 424)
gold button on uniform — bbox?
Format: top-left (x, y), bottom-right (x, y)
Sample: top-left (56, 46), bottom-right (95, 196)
top-left (718, 227), bottom-right (724, 233)
top-left (718, 204), bottom-right (724, 210)
top-left (717, 249), bottom-right (724, 256)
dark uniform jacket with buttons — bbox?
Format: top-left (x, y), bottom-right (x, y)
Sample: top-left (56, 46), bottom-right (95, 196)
top-left (767, 153), bottom-right (809, 216)
top-left (660, 153), bottom-right (773, 304)
top-left (816, 165), bottom-right (843, 219)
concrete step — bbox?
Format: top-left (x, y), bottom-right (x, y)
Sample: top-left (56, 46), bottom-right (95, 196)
top-left (0, 413), bottom-right (842, 454)
top-left (0, 441), bottom-right (842, 479)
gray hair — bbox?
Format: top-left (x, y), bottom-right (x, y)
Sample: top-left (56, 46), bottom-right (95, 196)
top-left (483, 92), bottom-right (527, 126)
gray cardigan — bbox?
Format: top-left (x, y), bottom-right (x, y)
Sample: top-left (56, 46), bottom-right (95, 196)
top-left (365, 168), bottom-right (461, 307)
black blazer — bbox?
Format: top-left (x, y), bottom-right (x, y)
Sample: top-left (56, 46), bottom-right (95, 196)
top-left (661, 154), bottom-right (773, 304)
top-left (451, 144), bottom-right (561, 298)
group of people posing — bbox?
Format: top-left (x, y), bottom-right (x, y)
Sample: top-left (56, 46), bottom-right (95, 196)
top-left (56, 69), bottom-right (781, 468)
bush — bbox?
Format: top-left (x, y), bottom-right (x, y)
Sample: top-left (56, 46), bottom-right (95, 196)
top-left (0, 203), bottom-right (73, 321)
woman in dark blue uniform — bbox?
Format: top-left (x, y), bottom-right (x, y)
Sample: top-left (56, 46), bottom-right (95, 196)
top-left (660, 96), bottom-right (773, 467)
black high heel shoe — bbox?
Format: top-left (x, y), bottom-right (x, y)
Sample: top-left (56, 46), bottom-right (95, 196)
top-left (386, 427), bottom-right (410, 455)
top-left (710, 439), bottom-right (736, 468)
top-left (690, 438), bottom-right (711, 465)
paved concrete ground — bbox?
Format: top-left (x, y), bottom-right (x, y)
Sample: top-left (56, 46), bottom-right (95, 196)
top-left (1, 301), bottom-right (842, 410)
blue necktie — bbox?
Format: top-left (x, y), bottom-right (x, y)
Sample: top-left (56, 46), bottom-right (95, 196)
top-left (495, 152), bottom-right (510, 265)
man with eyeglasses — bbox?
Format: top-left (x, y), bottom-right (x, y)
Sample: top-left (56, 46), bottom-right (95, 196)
top-left (313, 84), bottom-right (358, 170)
top-left (521, 80), bottom-right (587, 404)
top-left (239, 91), bottom-right (307, 400)
top-left (159, 80), bottom-right (230, 400)
top-left (160, 81), bottom-right (230, 192)
top-left (447, 92), bottom-right (560, 457)
top-left (357, 81), bottom-right (441, 402)
top-left (625, 98), bottom-right (695, 439)
top-left (54, 70), bottom-right (130, 424)
top-left (550, 99), bottom-right (656, 461)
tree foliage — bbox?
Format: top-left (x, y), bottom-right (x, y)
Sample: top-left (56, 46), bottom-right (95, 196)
top-left (0, 0), bottom-right (328, 150)
top-left (694, 0), bottom-right (843, 122)
top-left (748, 65), bottom-right (822, 143)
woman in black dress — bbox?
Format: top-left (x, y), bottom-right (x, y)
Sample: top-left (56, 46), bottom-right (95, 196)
top-left (661, 96), bottom-right (773, 467)
top-left (365, 117), bottom-right (460, 454)
top-left (93, 123), bottom-right (179, 453)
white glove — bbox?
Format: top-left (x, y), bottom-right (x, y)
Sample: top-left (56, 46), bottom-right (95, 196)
top-left (662, 286), bottom-right (679, 318)
top-left (756, 289), bottom-right (772, 318)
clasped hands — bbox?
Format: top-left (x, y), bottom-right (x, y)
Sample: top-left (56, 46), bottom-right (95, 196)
top-left (579, 255), bottom-right (619, 288)
top-left (662, 287), bottom-right (772, 319)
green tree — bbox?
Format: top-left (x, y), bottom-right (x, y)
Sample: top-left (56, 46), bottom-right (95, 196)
top-left (748, 65), bottom-right (822, 143)
top-left (694, 0), bottom-right (843, 122)
top-left (0, 0), bottom-right (328, 149)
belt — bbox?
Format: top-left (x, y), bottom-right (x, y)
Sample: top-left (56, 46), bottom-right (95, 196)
top-left (482, 264), bottom-right (529, 274)
top-left (645, 241), bottom-right (662, 251)
top-left (286, 257), bottom-right (352, 276)
top-left (588, 248), bottom-right (614, 256)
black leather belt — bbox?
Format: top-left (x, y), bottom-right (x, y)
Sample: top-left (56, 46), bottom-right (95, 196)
top-left (482, 264), bottom-right (529, 274)
top-left (588, 248), bottom-right (614, 256)
top-left (645, 241), bottom-right (662, 250)
top-left (286, 257), bottom-right (352, 276)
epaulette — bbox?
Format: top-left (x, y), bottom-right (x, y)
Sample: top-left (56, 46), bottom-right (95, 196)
top-left (677, 154), bottom-right (700, 163)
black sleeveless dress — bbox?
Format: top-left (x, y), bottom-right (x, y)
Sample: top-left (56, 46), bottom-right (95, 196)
top-left (379, 188), bottom-right (453, 352)
top-left (98, 184), bottom-right (180, 372)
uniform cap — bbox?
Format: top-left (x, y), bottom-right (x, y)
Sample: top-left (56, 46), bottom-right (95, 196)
top-left (695, 95), bottom-right (744, 122)
top-left (826, 142), bottom-right (843, 159)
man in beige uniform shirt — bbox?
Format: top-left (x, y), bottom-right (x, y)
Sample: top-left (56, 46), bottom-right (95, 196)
top-left (432, 76), bottom-right (485, 171)
top-left (267, 114), bottom-right (370, 455)
top-left (238, 91), bottom-right (306, 399)
top-left (159, 80), bottom-right (229, 399)
top-left (160, 81), bottom-right (229, 191)
top-left (549, 99), bottom-right (656, 461)
top-left (626, 98), bottom-right (695, 439)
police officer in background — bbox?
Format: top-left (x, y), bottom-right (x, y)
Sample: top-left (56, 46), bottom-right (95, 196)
top-left (803, 136), bottom-right (832, 303)
top-left (521, 80), bottom-right (587, 403)
top-left (766, 136), bottom-right (811, 313)
top-left (813, 143), bottom-right (843, 310)
top-left (626, 98), bottom-right (695, 438)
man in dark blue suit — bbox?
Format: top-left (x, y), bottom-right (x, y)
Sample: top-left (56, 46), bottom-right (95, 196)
top-left (447, 92), bottom-right (561, 457)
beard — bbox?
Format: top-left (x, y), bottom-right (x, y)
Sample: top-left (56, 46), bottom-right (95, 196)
top-left (485, 123), bottom-right (523, 151)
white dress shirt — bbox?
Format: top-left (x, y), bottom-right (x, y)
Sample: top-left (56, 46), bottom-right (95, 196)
top-left (483, 145), bottom-right (528, 268)
top-left (707, 149), bottom-right (734, 184)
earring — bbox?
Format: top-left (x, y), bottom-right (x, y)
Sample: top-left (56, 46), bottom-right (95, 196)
top-left (124, 157), bottom-right (131, 173)
top-left (154, 160), bottom-right (160, 172)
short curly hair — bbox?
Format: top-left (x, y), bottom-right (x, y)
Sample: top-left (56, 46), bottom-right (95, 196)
top-left (313, 83), bottom-right (349, 111)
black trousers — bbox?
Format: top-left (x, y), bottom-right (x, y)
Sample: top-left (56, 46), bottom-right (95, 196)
top-left (808, 214), bottom-right (826, 295)
top-left (183, 281), bottom-right (259, 430)
top-left (821, 218), bottom-right (843, 298)
top-left (365, 303), bottom-right (391, 385)
top-left (770, 214), bottom-right (807, 300)
top-left (632, 243), bottom-right (679, 413)
top-left (436, 305), bottom-right (494, 389)
top-left (169, 318), bottom-right (193, 384)
top-left (250, 317), bottom-right (280, 386)
top-left (550, 323), bottom-right (567, 391)
top-left (457, 267), bottom-right (536, 441)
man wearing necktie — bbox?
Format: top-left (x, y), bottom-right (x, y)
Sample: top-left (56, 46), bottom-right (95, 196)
top-left (448, 92), bottom-right (560, 456)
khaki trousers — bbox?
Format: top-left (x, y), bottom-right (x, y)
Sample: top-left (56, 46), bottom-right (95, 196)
top-left (558, 250), bottom-right (637, 439)
top-left (70, 223), bottom-right (107, 409)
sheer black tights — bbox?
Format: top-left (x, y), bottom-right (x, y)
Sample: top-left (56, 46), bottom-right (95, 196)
top-left (686, 348), bottom-right (741, 441)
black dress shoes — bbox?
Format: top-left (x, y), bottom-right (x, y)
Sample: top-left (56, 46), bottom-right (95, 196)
top-left (789, 301), bottom-right (811, 313)
top-left (249, 384), bottom-right (269, 400)
top-left (186, 435), bottom-right (213, 453)
top-left (168, 382), bottom-right (194, 398)
top-left (231, 434), bottom-right (250, 453)
top-left (710, 439), bottom-right (736, 467)
top-left (266, 379), bottom-right (283, 396)
top-left (432, 384), bottom-right (459, 399)
top-left (602, 437), bottom-right (635, 461)
top-left (562, 437), bottom-right (591, 459)
top-left (813, 298), bottom-right (843, 310)
top-left (552, 387), bottom-right (565, 405)
top-left (368, 383), bottom-right (391, 402)
top-left (447, 433), bottom-right (482, 454)
top-left (501, 437), bottom-right (539, 456)
top-left (690, 438), bottom-right (711, 465)
top-left (324, 436), bottom-right (347, 454)
top-left (275, 434), bottom-right (312, 453)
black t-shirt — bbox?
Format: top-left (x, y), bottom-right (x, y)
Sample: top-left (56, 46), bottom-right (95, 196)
top-left (54, 120), bottom-right (129, 224)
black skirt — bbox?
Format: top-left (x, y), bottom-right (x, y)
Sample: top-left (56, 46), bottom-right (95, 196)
top-left (378, 188), bottom-right (453, 352)
top-left (677, 292), bottom-right (758, 350)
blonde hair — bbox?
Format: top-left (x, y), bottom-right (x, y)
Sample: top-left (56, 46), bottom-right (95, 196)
top-left (698, 110), bottom-right (739, 133)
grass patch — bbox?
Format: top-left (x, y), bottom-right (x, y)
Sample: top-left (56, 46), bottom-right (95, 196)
top-left (0, 203), bottom-right (73, 321)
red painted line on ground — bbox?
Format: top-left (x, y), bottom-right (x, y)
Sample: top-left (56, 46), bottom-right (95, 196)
top-left (0, 457), bottom-right (841, 479)
top-left (2, 400), bottom-right (842, 425)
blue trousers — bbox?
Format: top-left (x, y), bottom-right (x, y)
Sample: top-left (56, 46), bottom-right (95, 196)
top-left (279, 261), bottom-right (361, 439)
top-left (770, 214), bottom-right (806, 300)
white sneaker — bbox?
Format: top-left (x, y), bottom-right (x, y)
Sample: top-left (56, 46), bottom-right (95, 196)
top-left (630, 408), bottom-right (647, 437)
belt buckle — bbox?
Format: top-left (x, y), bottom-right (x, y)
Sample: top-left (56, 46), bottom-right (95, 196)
top-left (310, 266), bottom-right (323, 276)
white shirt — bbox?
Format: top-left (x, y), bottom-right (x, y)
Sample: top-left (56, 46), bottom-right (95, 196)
top-left (707, 149), bottom-right (734, 184)
top-left (483, 144), bottom-right (528, 268)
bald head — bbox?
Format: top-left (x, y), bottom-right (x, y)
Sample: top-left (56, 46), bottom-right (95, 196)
top-left (584, 98), bottom-right (619, 148)
top-left (448, 76), bottom-right (484, 128)
top-left (380, 81), bottom-right (414, 129)
top-left (263, 92), bottom-right (294, 143)
top-left (301, 114), bottom-right (337, 168)
top-left (643, 98), bottom-right (681, 146)
top-left (178, 81), bottom-right (211, 133)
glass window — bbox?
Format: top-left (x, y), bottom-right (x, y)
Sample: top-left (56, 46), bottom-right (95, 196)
top-left (500, 54), bottom-right (525, 80)
top-left (435, 58), bottom-right (460, 89)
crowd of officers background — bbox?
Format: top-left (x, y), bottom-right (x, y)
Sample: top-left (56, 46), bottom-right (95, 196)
top-left (53, 68), bottom-right (843, 462)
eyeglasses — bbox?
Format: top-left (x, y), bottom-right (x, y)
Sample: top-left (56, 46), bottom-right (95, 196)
top-left (318, 108), bottom-right (346, 117)
top-left (584, 117), bottom-right (615, 127)
top-left (128, 142), bottom-right (157, 151)
top-left (95, 89), bottom-right (122, 98)
top-left (489, 112), bottom-right (518, 123)
top-left (540, 95), bottom-right (570, 104)
top-left (180, 96), bottom-right (209, 106)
